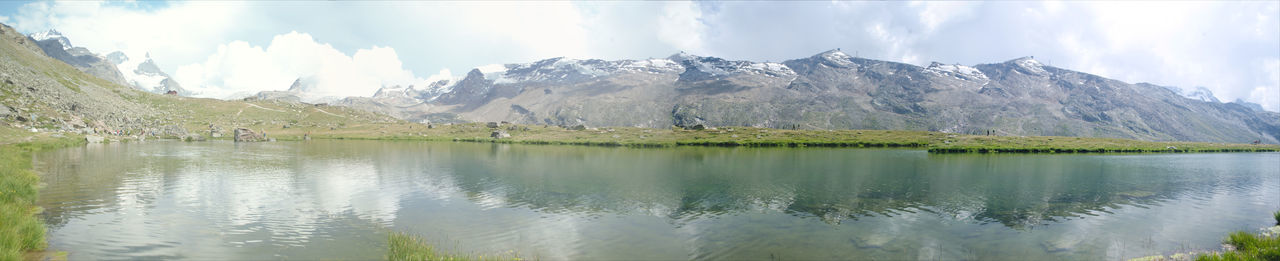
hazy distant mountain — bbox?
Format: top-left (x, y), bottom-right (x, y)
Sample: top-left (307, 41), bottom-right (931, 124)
top-left (105, 51), bottom-right (191, 95)
top-left (28, 30), bottom-right (189, 95)
top-left (334, 49), bottom-right (1277, 144)
top-left (248, 78), bottom-right (346, 105)
top-left (28, 30), bottom-right (130, 87)
top-left (1164, 86), bottom-right (1220, 103)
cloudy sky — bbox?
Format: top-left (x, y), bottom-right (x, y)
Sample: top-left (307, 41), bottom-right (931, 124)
top-left (1, 1), bottom-right (1277, 110)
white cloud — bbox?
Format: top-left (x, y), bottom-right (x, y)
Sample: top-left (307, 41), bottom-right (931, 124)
top-left (656, 1), bottom-right (706, 54)
top-left (424, 69), bottom-right (453, 83)
top-left (0, 15), bottom-right (9, 23)
top-left (1252, 59), bottom-right (1280, 111)
top-left (11, 1), bottom-right (245, 71)
top-left (173, 32), bottom-right (426, 100)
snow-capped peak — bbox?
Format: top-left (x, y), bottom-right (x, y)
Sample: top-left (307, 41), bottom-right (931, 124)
top-left (1165, 86), bottom-right (1221, 103)
top-left (110, 50), bottom-right (188, 95)
top-left (29, 29), bottom-right (72, 50)
top-left (1184, 86), bottom-right (1220, 103)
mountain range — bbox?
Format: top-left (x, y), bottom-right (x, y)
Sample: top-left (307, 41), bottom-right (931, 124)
top-left (21, 28), bottom-right (1280, 144)
top-left (29, 30), bottom-right (190, 95)
top-left (334, 50), bottom-right (1277, 144)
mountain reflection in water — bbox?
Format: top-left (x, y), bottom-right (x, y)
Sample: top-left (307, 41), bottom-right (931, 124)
top-left (33, 141), bottom-right (1280, 260)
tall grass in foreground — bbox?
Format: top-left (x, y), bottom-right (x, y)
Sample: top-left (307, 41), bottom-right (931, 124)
top-left (1196, 212), bottom-right (1280, 261)
top-left (387, 232), bottom-right (523, 261)
top-left (0, 145), bottom-right (46, 260)
top-left (0, 136), bottom-right (83, 260)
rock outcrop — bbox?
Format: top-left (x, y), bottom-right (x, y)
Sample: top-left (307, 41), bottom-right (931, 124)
top-left (233, 128), bottom-right (266, 142)
top-left (490, 130), bottom-right (510, 139)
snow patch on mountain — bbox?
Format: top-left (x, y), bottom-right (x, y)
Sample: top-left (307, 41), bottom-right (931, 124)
top-left (669, 52), bottom-right (795, 77)
top-left (816, 49), bottom-right (856, 67)
top-left (927, 62), bottom-right (988, 81)
top-left (29, 30), bottom-right (71, 50)
top-left (475, 63), bottom-right (509, 83)
top-left (1164, 86), bottom-right (1221, 103)
top-left (622, 59), bottom-right (681, 73)
top-left (370, 78), bottom-right (459, 104)
top-left (473, 56), bottom-right (691, 85)
top-left (1010, 56), bottom-right (1048, 75)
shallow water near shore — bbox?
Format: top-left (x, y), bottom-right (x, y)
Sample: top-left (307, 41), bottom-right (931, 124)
top-left (31, 140), bottom-right (1280, 260)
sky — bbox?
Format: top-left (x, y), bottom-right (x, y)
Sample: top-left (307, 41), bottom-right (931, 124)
top-left (1, 1), bottom-right (1277, 110)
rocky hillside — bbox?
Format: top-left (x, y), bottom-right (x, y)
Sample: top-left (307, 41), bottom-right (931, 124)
top-left (346, 50), bottom-right (1277, 144)
top-left (0, 23), bottom-right (400, 140)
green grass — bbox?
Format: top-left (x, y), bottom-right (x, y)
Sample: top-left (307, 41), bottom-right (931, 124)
top-left (926, 135), bottom-right (1278, 153)
top-left (0, 130), bottom-right (84, 260)
top-left (255, 121), bottom-right (1278, 154)
top-left (1196, 230), bottom-right (1280, 261)
top-left (1274, 211), bottom-right (1279, 226)
top-left (387, 232), bottom-right (521, 261)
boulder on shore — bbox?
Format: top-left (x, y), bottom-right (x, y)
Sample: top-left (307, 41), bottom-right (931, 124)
top-left (85, 135), bottom-right (104, 143)
top-left (491, 130), bottom-right (510, 139)
top-left (486, 122), bottom-right (500, 128)
top-left (233, 128), bottom-right (265, 142)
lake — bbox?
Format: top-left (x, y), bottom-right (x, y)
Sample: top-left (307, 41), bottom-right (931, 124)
top-left (32, 140), bottom-right (1280, 260)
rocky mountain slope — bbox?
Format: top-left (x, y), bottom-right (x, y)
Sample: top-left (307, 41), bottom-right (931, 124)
top-left (28, 30), bottom-right (131, 88)
top-left (12, 24), bottom-right (1275, 144)
top-left (0, 23), bottom-right (399, 140)
top-left (29, 30), bottom-right (189, 96)
top-left (349, 50), bottom-right (1277, 144)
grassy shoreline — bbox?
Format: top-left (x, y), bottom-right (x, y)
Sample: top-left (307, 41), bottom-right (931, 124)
top-left (243, 122), bottom-right (1277, 154)
top-left (0, 132), bottom-right (83, 260)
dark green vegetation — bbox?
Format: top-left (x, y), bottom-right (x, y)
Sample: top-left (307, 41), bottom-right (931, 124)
top-left (1189, 211), bottom-right (1280, 261)
top-left (0, 130), bottom-right (82, 260)
top-left (1196, 231), bottom-right (1280, 261)
top-left (388, 232), bottom-right (520, 261)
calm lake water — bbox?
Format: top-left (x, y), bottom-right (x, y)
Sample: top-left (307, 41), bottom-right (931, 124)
top-left (32, 140), bottom-right (1280, 260)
